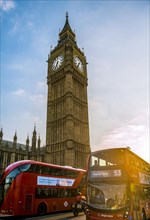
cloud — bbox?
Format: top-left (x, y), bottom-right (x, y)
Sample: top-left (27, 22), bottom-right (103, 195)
top-left (91, 111), bottom-right (149, 162)
top-left (37, 81), bottom-right (46, 90)
top-left (9, 63), bottom-right (24, 71)
top-left (26, 20), bottom-right (34, 28)
top-left (30, 94), bottom-right (46, 105)
top-left (99, 124), bottom-right (148, 147)
top-left (12, 89), bottom-right (25, 96)
top-left (8, 13), bottom-right (36, 36)
top-left (0, 0), bottom-right (15, 11)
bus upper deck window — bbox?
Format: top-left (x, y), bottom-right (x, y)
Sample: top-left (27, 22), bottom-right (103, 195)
top-left (19, 164), bottom-right (31, 172)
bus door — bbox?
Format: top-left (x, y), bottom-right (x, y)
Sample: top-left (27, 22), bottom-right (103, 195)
top-left (132, 193), bottom-right (140, 220)
top-left (25, 194), bottom-right (33, 212)
top-left (130, 184), bottom-right (142, 220)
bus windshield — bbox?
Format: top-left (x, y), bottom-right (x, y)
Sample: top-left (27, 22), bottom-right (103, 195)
top-left (87, 182), bottom-right (130, 210)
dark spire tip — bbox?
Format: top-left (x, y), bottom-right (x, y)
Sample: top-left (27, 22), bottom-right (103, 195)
top-left (66, 11), bottom-right (68, 18)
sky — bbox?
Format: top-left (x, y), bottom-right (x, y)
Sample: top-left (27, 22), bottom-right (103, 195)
top-left (0, 0), bottom-right (149, 162)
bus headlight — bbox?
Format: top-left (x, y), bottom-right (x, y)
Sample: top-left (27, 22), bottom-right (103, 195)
top-left (124, 211), bottom-right (129, 218)
top-left (85, 208), bottom-right (90, 216)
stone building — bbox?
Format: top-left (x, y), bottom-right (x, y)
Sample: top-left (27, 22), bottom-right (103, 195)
top-left (0, 13), bottom-right (91, 172)
top-left (45, 13), bottom-right (91, 168)
top-left (0, 126), bottom-right (45, 175)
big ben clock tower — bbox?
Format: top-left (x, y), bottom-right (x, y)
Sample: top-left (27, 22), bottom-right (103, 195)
top-left (45, 13), bottom-right (91, 169)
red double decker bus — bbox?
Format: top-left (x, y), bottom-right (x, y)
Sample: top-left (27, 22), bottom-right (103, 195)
top-left (85, 147), bottom-right (150, 220)
top-left (0, 160), bottom-right (86, 217)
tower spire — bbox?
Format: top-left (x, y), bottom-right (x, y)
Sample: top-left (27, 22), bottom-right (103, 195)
top-left (66, 11), bottom-right (68, 20)
top-left (58, 12), bottom-right (76, 44)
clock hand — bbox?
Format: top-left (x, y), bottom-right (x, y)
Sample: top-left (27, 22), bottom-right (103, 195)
top-left (56, 61), bottom-right (59, 67)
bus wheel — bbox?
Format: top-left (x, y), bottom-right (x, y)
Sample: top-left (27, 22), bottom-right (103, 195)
top-left (141, 208), bottom-right (147, 220)
top-left (37, 202), bottom-right (47, 215)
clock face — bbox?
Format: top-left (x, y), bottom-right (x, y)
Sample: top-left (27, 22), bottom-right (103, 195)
top-left (52, 55), bottom-right (64, 71)
top-left (74, 55), bottom-right (83, 72)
